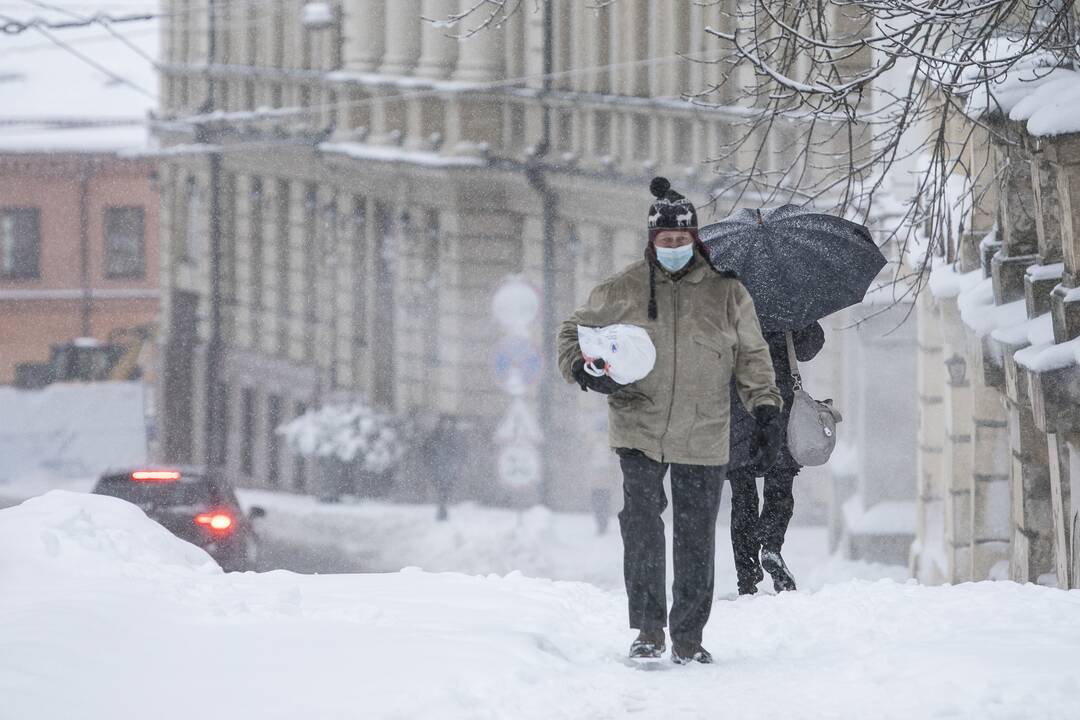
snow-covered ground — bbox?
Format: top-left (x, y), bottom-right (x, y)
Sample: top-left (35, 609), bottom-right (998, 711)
top-left (237, 488), bottom-right (907, 594)
top-left (4, 491), bottom-right (1079, 720)
top-left (0, 475), bottom-right (906, 591)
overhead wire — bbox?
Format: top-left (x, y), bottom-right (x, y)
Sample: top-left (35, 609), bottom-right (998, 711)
top-left (19, 0), bottom-right (158, 65)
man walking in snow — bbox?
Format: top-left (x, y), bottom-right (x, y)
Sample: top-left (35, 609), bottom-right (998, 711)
top-left (557, 177), bottom-right (783, 664)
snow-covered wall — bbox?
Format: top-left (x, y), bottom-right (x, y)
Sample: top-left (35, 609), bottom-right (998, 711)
top-left (0, 381), bottom-right (148, 484)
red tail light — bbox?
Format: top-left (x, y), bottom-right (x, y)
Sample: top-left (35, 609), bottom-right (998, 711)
top-left (132, 470), bottom-right (181, 482)
top-left (195, 513), bottom-right (234, 532)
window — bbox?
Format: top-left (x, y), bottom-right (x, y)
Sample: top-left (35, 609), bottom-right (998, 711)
top-left (222, 173), bottom-right (238, 305)
top-left (292, 401), bottom-right (307, 491)
top-left (241, 387), bottom-right (256, 477)
top-left (184, 176), bottom-right (201, 261)
top-left (103, 207), bottom-right (145, 279)
top-left (303, 185), bottom-right (317, 360)
top-left (0, 208), bottom-right (40, 279)
top-left (266, 394), bottom-right (282, 487)
top-left (276, 180), bottom-right (291, 356)
top-left (351, 196), bottom-right (367, 381)
top-left (249, 177), bottom-right (264, 310)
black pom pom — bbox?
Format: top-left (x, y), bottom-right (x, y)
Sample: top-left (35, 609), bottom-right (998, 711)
top-left (649, 176), bottom-right (671, 199)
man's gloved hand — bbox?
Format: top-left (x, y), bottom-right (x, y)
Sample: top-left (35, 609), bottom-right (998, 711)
top-left (750, 404), bottom-right (782, 474)
top-left (572, 358), bottom-right (623, 395)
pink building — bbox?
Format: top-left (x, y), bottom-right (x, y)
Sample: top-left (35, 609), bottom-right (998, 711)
top-left (0, 6), bottom-right (160, 383)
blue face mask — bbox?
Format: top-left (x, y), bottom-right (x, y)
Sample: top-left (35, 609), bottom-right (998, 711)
top-left (655, 244), bottom-right (693, 272)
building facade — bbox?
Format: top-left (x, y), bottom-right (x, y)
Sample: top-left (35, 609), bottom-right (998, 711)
top-left (153, 1), bottom-right (898, 513)
top-left (912, 98), bottom-right (1080, 588)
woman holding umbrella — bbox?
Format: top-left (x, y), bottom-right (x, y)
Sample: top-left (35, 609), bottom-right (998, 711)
top-left (728, 323), bottom-right (824, 594)
top-left (698, 204), bottom-right (886, 596)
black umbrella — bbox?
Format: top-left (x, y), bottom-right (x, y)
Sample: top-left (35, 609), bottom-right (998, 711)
top-left (699, 205), bottom-right (886, 332)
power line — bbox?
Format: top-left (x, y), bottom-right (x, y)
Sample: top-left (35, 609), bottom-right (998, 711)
top-left (19, 0), bottom-right (158, 66)
top-left (0, 8), bottom-right (152, 33)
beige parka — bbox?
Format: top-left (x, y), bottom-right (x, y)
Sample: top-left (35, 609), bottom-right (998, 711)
top-left (558, 250), bottom-right (781, 466)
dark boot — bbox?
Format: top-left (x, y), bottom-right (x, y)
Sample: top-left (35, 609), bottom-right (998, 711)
top-left (761, 548), bottom-right (797, 592)
top-left (738, 564), bottom-right (765, 596)
top-left (671, 641), bottom-right (714, 665)
top-left (629, 629), bottom-right (666, 659)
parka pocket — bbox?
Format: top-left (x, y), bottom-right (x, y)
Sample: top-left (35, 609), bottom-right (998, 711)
top-left (689, 400), bottom-right (727, 458)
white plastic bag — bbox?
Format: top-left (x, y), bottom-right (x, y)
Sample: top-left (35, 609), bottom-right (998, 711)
top-left (576, 324), bottom-right (657, 385)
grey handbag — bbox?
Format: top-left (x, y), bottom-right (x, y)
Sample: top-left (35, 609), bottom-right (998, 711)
top-left (784, 332), bottom-right (842, 467)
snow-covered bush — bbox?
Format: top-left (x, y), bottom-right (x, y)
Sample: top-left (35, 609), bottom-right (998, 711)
top-left (277, 401), bottom-right (405, 474)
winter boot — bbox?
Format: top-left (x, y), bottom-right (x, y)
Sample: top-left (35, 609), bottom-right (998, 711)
top-left (761, 548), bottom-right (797, 592)
top-left (628, 629), bottom-right (666, 659)
top-left (737, 564), bottom-right (765, 596)
top-left (671, 641), bottom-right (714, 665)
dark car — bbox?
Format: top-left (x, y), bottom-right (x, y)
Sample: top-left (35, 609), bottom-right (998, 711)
top-left (91, 467), bottom-right (266, 571)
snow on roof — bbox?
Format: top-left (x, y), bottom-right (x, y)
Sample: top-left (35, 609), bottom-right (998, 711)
top-left (0, 1), bottom-right (158, 153)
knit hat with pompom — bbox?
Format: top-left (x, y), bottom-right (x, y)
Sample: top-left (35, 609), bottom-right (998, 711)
top-left (643, 177), bottom-right (729, 320)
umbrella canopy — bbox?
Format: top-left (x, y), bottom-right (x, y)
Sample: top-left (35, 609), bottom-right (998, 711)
top-left (699, 205), bottom-right (886, 332)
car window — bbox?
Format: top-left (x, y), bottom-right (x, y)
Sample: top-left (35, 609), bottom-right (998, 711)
top-left (93, 473), bottom-right (215, 510)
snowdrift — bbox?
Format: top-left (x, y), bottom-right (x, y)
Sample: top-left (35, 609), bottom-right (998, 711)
top-left (3, 492), bottom-right (1080, 720)
top-left (0, 381), bottom-right (148, 484)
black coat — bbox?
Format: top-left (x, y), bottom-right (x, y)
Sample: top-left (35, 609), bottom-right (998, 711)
top-left (727, 323), bottom-right (825, 472)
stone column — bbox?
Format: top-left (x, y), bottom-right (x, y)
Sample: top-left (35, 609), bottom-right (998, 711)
top-left (343, 0), bottom-right (386, 71)
top-left (415, 0), bottom-right (459, 79)
top-left (1007, 395), bottom-right (1056, 583)
top-left (451, 5), bottom-right (504, 81)
top-left (379, 0), bottom-right (423, 76)
top-left (569, 1), bottom-right (592, 93)
top-left (579, 4), bottom-right (610, 94)
top-left (940, 299), bottom-right (976, 581)
top-left (992, 126), bottom-right (1040, 304)
top-left (612, 0), bottom-right (648, 96)
top-left (970, 355), bottom-right (1012, 581)
top-left (1046, 137), bottom-right (1080, 340)
top-left (913, 291), bottom-right (948, 583)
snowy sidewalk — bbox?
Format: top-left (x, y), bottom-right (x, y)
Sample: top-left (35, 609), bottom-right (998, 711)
top-left (236, 488), bottom-right (907, 593)
top-left (4, 492), bottom-right (1079, 720)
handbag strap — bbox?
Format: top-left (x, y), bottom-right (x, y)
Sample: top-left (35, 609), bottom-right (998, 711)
top-left (784, 331), bottom-right (803, 391)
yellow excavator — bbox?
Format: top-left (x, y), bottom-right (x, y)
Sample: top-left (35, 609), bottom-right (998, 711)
top-left (13, 324), bottom-right (155, 388)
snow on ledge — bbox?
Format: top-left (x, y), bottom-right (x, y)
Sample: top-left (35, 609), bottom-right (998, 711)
top-left (957, 277), bottom-right (1027, 338)
top-left (1014, 336), bottom-right (1080, 373)
top-left (928, 260), bottom-right (983, 299)
top-left (319, 142), bottom-right (487, 168)
top-left (990, 311), bottom-right (1053, 348)
top-left (1026, 262), bottom-right (1065, 281)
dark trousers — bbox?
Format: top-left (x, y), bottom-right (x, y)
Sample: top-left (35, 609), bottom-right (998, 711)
top-left (617, 450), bottom-right (725, 645)
top-left (729, 467), bottom-right (797, 586)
